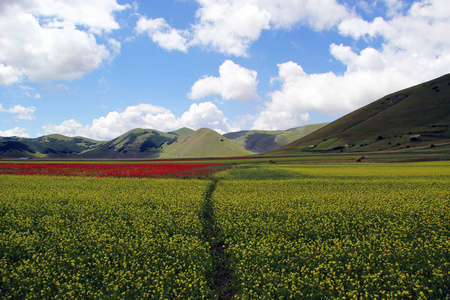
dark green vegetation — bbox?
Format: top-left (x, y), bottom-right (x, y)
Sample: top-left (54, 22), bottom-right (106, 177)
top-left (0, 134), bottom-right (103, 158)
top-left (278, 73), bottom-right (450, 154)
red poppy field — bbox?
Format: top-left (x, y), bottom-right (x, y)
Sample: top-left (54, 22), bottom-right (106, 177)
top-left (0, 162), bottom-right (226, 178)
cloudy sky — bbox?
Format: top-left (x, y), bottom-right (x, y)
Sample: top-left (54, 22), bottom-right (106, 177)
top-left (1, 0), bottom-right (449, 140)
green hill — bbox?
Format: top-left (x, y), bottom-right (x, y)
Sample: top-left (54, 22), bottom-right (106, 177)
top-left (278, 73), bottom-right (450, 154)
top-left (163, 128), bottom-right (254, 158)
top-left (224, 123), bottom-right (328, 153)
top-left (168, 127), bottom-right (195, 136)
top-left (80, 128), bottom-right (178, 159)
top-left (0, 127), bottom-right (254, 159)
top-left (0, 135), bottom-right (104, 158)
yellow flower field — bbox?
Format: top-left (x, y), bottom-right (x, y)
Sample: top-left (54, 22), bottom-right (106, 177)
top-left (0, 161), bottom-right (449, 298)
top-left (0, 176), bottom-right (213, 299)
top-left (213, 162), bottom-right (450, 299)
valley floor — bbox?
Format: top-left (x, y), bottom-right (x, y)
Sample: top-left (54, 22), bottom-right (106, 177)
top-left (0, 161), bottom-right (449, 298)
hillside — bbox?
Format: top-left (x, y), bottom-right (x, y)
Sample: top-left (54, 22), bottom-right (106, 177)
top-left (162, 128), bottom-right (254, 158)
top-left (0, 135), bottom-right (105, 158)
top-left (0, 128), bottom-right (254, 159)
top-left (224, 123), bottom-right (328, 153)
top-left (80, 128), bottom-right (179, 159)
top-left (168, 127), bottom-right (195, 136)
top-left (278, 73), bottom-right (450, 154)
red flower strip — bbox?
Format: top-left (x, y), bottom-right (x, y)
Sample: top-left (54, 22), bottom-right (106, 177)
top-left (0, 163), bottom-right (226, 178)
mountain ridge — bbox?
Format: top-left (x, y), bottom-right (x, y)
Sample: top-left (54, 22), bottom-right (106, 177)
top-left (2, 73), bottom-right (449, 158)
top-left (0, 123), bottom-right (328, 158)
top-left (277, 73), bottom-right (450, 154)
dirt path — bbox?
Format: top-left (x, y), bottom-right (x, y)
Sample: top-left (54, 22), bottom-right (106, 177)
top-left (201, 179), bottom-right (235, 299)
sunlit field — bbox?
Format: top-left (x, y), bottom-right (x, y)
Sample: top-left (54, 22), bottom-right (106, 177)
top-left (1, 160), bottom-right (449, 298)
top-left (213, 162), bottom-right (450, 298)
top-left (0, 176), bottom-right (215, 298)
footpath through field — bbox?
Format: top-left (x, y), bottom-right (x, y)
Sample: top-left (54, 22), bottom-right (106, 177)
top-left (0, 161), bottom-right (449, 299)
top-left (206, 161), bottom-right (450, 299)
top-left (201, 179), bottom-right (235, 299)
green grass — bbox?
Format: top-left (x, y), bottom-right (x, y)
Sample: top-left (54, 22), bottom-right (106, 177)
top-left (279, 73), bottom-right (450, 154)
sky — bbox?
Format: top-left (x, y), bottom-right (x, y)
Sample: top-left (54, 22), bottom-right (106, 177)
top-left (0, 0), bottom-right (449, 140)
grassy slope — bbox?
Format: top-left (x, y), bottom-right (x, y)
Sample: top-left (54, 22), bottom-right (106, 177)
top-left (0, 128), bottom-right (254, 159)
top-left (81, 128), bottom-right (178, 159)
top-left (168, 127), bottom-right (195, 136)
top-left (163, 128), bottom-right (254, 158)
top-left (224, 123), bottom-right (328, 153)
top-left (0, 135), bottom-right (105, 158)
top-left (279, 73), bottom-right (450, 153)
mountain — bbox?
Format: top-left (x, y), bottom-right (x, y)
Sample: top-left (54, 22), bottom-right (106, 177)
top-left (162, 128), bottom-right (254, 158)
top-left (0, 128), bottom-right (253, 159)
top-left (0, 134), bottom-right (105, 158)
top-left (224, 123), bottom-right (328, 153)
top-left (79, 128), bottom-right (179, 159)
top-left (168, 127), bottom-right (195, 136)
top-left (277, 73), bottom-right (450, 154)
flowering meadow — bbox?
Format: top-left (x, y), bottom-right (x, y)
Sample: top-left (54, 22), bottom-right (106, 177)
top-left (213, 162), bottom-right (450, 299)
top-left (0, 162), bottom-right (225, 178)
top-left (0, 160), bottom-right (449, 298)
top-left (0, 176), bottom-right (214, 299)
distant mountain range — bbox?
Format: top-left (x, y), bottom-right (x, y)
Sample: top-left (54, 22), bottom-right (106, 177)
top-left (0, 123), bottom-right (325, 159)
top-left (1, 73), bottom-right (449, 159)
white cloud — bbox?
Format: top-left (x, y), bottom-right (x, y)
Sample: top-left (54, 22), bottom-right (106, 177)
top-left (42, 102), bottom-right (235, 140)
top-left (137, 0), bottom-right (351, 57)
top-left (135, 17), bottom-right (188, 52)
top-left (0, 127), bottom-right (30, 138)
top-left (42, 119), bottom-right (84, 137)
top-left (190, 2), bottom-right (271, 56)
top-left (189, 60), bottom-right (258, 102)
top-left (256, 0), bottom-right (351, 30)
top-left (0, 64), bottom-right (24, 86)
top-left (381, 0), bottom-right (406, 16)
top-left (0, 0), bottom-right (129, 85)
top-left (178, 102), bottom-right (237, 134)
top-left (0, 104), bottom-right (37, 120)
top-left (253, 0), bottom-right (450, 130)
top-left (253, 110), bottom-right (311, 131)
top-left (108, 38), bottom-right (122, 62)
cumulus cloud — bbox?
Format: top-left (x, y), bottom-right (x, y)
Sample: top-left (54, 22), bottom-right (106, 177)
top-left (253, 0), bottom-right (450, 130)
top-left (0, 127), bottom-right (30, 138)
top-left (135, 17), bottom-right (189, 52)
top-left (190, 2), bottom-right (271, 56)
top-left (43, 102), bottom-right (235, 140)
top-left (137, 0), bottom-right (351, 56)
top-left (0, 0), bottom-right (129, 85)
top-left (0, 104), bottom-right (37, 120)
top-left (178, 102), bottom-right (236, 134)
top-left (189, 60), bottom-right (258, 102)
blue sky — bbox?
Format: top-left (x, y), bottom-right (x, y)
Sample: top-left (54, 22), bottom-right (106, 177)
top-left (1, 0), bottom-right (449, 140)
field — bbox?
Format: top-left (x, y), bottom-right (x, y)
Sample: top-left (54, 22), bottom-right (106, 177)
top-left (0, 160), bottom-right (449, 299)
